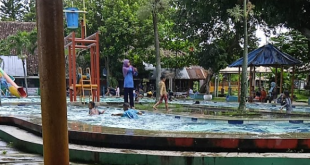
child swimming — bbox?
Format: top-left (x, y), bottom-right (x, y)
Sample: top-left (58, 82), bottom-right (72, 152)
top-left (88, 101), bottom-right (105, 115)
top-left (111, 102), bottom-right (142, 119)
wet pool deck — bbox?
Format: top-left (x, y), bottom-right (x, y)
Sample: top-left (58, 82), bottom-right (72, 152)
top-left (0, 138), bottom-right (87, 165)
top-left (0, 125), bottom-right (309, 165)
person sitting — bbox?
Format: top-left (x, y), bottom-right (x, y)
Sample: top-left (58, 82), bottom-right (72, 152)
top-left (111, 102), bottom-right (142, 119)
top-left (254, 88), bottom-right (261, 101)
top-left (188, 88), bottom-right (194, 95)
top-left (249, 86), bottom-right (255, 102)
top-left (260, 87), bottom-right (267, 102)
top-left (88, 101), bottom-right (105, 115)
top-left (280, 91), bottom-right (293, 114)
top-left (147, 91), bottom-right (153, 98)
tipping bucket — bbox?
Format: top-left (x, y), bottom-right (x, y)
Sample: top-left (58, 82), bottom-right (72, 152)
top-left (65, 7), bottom-right (79, 29)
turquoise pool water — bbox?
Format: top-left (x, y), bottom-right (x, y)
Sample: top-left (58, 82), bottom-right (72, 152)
top-left (1, 96), bottom-right (309, 113)
top-left (0, 104), bottom-right (310, 134)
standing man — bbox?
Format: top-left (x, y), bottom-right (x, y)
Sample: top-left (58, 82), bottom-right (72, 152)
top-left (153, 75), bottom-right (169, 111)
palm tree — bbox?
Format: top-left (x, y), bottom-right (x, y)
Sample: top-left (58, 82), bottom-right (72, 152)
top-left (4, 30), bottom-right (37, 96)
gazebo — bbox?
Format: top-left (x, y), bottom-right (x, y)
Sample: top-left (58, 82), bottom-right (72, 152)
top-left (228, 44), bottom-right (302, 101)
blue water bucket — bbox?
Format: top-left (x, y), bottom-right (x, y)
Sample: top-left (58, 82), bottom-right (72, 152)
top-left (65, 7), bottom-right (79, 29)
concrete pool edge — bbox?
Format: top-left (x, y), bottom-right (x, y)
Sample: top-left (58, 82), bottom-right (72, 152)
top-left (0, 125), bottom-right (310, 165)
top-left (1, 116), bottom-right (310, 153)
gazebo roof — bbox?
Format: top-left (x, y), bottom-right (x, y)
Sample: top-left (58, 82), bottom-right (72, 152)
top-left (229, 44), bottom-right (302, 67)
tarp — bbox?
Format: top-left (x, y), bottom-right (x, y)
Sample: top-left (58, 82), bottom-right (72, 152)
top-left (0, 56), bottom-right (26, 77)
top-left (150, 68), bottom-right (190, 80)
top-left (229, 44), bottom-right (302, 67)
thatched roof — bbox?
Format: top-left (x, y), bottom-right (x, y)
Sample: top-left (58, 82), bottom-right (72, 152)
top-left (0, 22), bottom-right (38, 75)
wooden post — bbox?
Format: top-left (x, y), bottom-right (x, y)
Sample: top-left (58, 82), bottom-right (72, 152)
top-left (291, 66), bottom-right (295, 102)
top-left (280, 66), bottom-right (283, 94)
top-left (36, 0), bottom-right (69, 164)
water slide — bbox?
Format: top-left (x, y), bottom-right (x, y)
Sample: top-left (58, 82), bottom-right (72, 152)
top-left (0, 68), bottom-right (27, 98)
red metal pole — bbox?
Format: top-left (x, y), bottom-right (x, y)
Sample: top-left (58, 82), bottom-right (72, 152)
top-left (68, 46), bottom-right (73, 101)
top-left (96, 32), bottom-right (100, 101)
top-left (36, 0), bottom-right (69, 164)
top-left (72, 32), bottom-right (77, 101)
top-left (90, 46), bottom-right (95, 101)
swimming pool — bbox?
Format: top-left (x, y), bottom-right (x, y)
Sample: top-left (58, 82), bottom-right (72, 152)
top-left (0, 104), bottom-right (310, 134)
top-left (2, 96), bottom-right (309, 113)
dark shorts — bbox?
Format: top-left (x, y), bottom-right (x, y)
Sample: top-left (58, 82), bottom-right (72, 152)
top-left (159, 95), bottom-right (168, 103)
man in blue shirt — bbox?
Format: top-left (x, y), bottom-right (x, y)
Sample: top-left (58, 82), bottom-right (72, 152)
top-left (112, 103), bottom-right (142, 119)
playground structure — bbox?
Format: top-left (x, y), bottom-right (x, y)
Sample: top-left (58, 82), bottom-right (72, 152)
top-left (0, 68), bottom-right (27, 98)
top-left (64, 20), bottom-right (100, 102)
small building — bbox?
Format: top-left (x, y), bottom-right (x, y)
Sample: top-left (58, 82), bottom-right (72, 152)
top-left (148, 66), bottom-right (208, 93)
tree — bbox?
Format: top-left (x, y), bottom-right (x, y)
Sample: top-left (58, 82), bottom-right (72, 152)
top-left (227, 1), bottom-right (254, 111)
top-left (252, 0), bottom-right (310, 39)
top-left (137, 0), bottom-right (170, 100)
top-left (22, 0), bottom-right (36, 22)
top-left (251, 0), bottom-right (310, 64)
top-left (2, 30), bottom-right (38, 96)
top-left (64, 0), bottom-right (154, 88)
top-left (173, 0), bottom-right (259, 97)
top-left (270, 30), bottom-right (309, 71)
top-left (0, 0), bottom-right (24, 21)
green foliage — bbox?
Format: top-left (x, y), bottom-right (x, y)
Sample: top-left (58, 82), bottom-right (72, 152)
top-left (172, 0), bottom-right (259, 74)
top-left (227, 5), bottom-right (243, 22)
top-left (3, 30), bottom-right (37, 58)
top-left (1, 30), bottom-right (37, 95)
top-left (22, 0), bottom-right (36, 22)
top-left (270, 30), bottom-right (308, 65)
top-left (252, 0), bottom-right (310, 39)
top-left (0, 0), bottom-right (24, 21)
top-left (64, 0), bottom-right (154, 80)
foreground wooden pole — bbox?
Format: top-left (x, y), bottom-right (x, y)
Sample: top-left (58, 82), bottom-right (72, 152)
top-left (36, 1), bottom-right (69, 165)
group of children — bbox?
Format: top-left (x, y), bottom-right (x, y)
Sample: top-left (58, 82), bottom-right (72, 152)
top-left (88, 102), bottom-right (142, 119)
top-left (88, 75), bottom-right (170, 118)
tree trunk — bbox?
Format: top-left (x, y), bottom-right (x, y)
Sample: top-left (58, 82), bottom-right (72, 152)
top-left (22, 59), bottom-right (28, 97)
top-left (199, 69), bottom-right (213, 94)
top-left (152, 11), bottom-right (161, 101)
top-left (238, 0), bottom-right (248, 111)
top-left (105, 56), bottom-right (110, 88)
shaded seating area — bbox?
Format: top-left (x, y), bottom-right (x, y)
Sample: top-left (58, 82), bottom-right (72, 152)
top-left (228, 44), bottom-right (302, 102)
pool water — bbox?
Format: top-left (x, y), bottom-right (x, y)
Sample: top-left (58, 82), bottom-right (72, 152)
top-left (0, 104), bottom-right (310, 134)
top-left (2, 96), bottom-right (310, 113)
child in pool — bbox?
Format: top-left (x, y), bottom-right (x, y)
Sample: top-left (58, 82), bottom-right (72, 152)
top-left (111, 102), bottom-right (142, 119)
top-left (88, 101), bottom-right (105, 115)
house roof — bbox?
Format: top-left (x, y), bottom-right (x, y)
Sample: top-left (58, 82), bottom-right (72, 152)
top-left (186, 66), bottom-right (207, 80)
top-left (229, 44), bottom-right (302, 67)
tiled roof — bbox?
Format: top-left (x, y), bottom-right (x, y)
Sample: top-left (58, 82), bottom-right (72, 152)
top-left (0, 22), bottom-right (38, 75)
top-left (186, 66), bottom-right (207, 80)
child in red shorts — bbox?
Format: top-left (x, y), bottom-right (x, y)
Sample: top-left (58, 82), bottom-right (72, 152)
top-left (153, 75), bottom-right (169, 111)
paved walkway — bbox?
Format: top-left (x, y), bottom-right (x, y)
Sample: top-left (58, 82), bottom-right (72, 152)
top-left (0, 138), bottom-right (89, 165)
